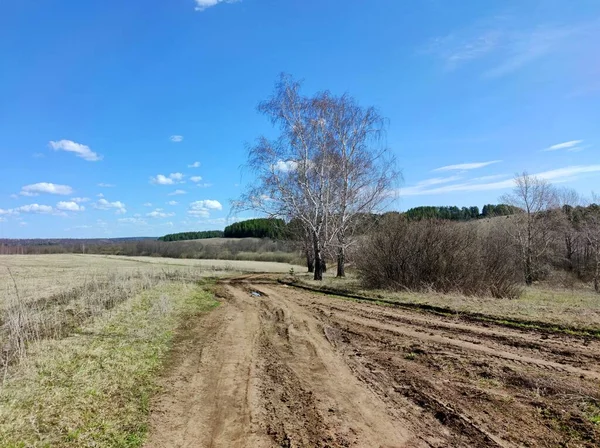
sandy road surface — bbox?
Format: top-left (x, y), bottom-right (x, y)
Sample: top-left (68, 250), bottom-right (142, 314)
top-left (145, 278), bottom-right (600, 447)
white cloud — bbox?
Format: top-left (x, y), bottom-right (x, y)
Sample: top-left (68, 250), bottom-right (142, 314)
top-left (188, 161), bottom-right (201, 168)
top-left (192, 200), bottom-right (222, 210)
top-left (143, 202), bottom-right (153, 207)
top-left (0, 208), bottom-right (14, 216)
top-left (188, 199), bottom-right (222, 217)
top-left (272, 160), bottom-right (298, 173)
top-left (168, 189), bottom-right (187, 196)
top-left (147, 209), bottom-right (175, 218)
top-left (15, 204), bottom-right (54, 214)
top-left (150, 173), bottom-right (185, 185)
top-left (49, 140), bottom-right (102, 162)
top-left (97, 193), bottom-right (104, 198)
top-left (433, 160), bottom-right (501, 172)
top-left (20, 182), bottom-right (73, 196)
top-left (0, 217), bottom-right (6, 222)
top-left (94, 198), bottom-right (127, 214)
top-left (71, 197), bottom-right (90, 203)
top-left (197, 183), bottom-right (213, 188)
top-left (543, 140), bottom-right (584, 152)
top-left (167, 201), bottom-right (178, 206)
top-left (190, 176), bottom-right (203, 182)
top-left (151, 174), bottom-right (174, 185)
top-left (194, 0), bottom-right (239, 12)
top-left (97, 183), bottom-right (115, 187)
top-left (170, 135), bottom-right (184, 143)
top-left (56, 201), bottom-right (85, 212)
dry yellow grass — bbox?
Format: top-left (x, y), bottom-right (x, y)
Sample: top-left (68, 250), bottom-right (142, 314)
top-left (0, 254), bottom-right (303, 307)
top-left (0, 254), bottom-right (254, 446)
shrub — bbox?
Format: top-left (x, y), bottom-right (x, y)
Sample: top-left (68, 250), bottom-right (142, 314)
top-left (356, 216), bottom-right (522, 299)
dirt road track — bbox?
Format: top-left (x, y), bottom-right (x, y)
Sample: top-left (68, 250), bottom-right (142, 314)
top-left (145, 279), bottom-right (600, 448)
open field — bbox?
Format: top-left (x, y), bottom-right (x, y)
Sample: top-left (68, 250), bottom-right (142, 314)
top-left (1, 255), bottom-right (600, 447)
top-left (145, 277), bottom-right (600, 447)
top-left (0, 254), bottom-right (303, 306)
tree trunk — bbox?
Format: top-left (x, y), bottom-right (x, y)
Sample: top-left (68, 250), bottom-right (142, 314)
top-left (337, 247), bottom-right (345, 277)
top-left (312, 232), bottom-right (324, 281)
top-left (305, 247), bottom-right (315, 273)
top-left (595, 250), bottom-right (600, 294)
top-left (525, 220), bottom-right (533, 286)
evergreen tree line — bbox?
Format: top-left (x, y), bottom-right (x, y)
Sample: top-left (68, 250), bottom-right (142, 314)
top-left (404, 203), bottom-right (520, 221)
top-left (223, 218), bottom-right (286, 239)
top-left (158, 230), bottom-right (224, 242)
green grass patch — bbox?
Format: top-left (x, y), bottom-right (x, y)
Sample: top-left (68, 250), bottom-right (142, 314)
top-left (0, 281), bottom-right (218, 447)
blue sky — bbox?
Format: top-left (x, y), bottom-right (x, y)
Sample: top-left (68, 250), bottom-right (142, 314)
top-left (1, 0), bottom-right (599, 238)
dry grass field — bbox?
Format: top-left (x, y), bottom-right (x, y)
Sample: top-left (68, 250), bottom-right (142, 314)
top-left (1, 255), bottom-right (599, 447)
top-left (0, 254), bottom-right (302, 447)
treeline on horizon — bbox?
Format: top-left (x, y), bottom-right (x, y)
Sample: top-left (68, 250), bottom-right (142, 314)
top-left (158, 230), bottom-right (224, 242)
top-left (154, 204), bottom-right (521, 242)
top-left (404, 203), bottom-right (521, 221)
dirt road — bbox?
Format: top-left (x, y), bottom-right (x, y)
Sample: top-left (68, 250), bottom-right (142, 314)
top-left (145, 278), bottom-right (600, 448)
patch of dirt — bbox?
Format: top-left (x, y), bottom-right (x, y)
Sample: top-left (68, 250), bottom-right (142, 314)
top-left (145, 283), bottom-right (600, 448)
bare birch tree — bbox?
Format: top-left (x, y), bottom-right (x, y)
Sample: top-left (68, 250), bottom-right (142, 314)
top-left (321, 93), bottom-right (398, 277)
top-left (235, 74), bottom-right (398, 280)
top-left (234, 75), bottom-right (337, 280)
top-left (501, 173), bottom-right (558, 285)
top-left (580, 193), bottom-right (600, 293)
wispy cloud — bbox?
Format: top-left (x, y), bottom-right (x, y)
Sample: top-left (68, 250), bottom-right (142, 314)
top-left (170, 135), bottom-right (184, 143)
top-left (194, 0), bottom-right (239, 12)
top-left (190, 176), bottom-right (203, 183)
top-left (543, 140), bottom-right (585, 152)
top-left (20, 183), bottom-right (73, 196)
top-left (119, 217), bottom-right (148, 225)
top-left (426, 16), bottom-right (596, 78)
top-left (150, 173), bottom-right (185, 185)
top-left (15, 204), bottom-right (55, 214)
top-left (168, 189), bottom-right (187, 196)
top-left (433, 160), bottom-right (501, 172)
top-left (143, 202), bottom-right (153, 207)
top-left (49, 140), bottom-right (102, 162)
top-left (97, 183), bottom-right (115, 187)
top-left (167, 201), bottom-right (178, 206)
top-left (188, 161), bottom-right (201, 168)
top-left (402, 165), bottom-right (600, 196)
top-left (94, 198), bottom-right (127, 214)
top-left (71, 197), bottom-right (90, 203)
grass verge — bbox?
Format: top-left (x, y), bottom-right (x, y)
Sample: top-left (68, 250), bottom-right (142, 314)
top-left (282, 277), bottom-right (600, 339)
top-left (0, 281), bottom-right (218, 447)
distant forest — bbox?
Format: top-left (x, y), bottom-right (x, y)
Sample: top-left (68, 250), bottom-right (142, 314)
top-left (404, 203), bottom-right (521, 221)
top-left (154, 204), bottom-right (519, 242)
top-left (0, 203), bottom-right (521, 254)
top-left (158, 230), bottom-right (224, 242)
top-left (224, 218), bottom-right (286, 239)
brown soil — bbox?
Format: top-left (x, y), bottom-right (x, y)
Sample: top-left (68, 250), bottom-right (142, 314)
top-left (145, 278), bottom-right (600, 447)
